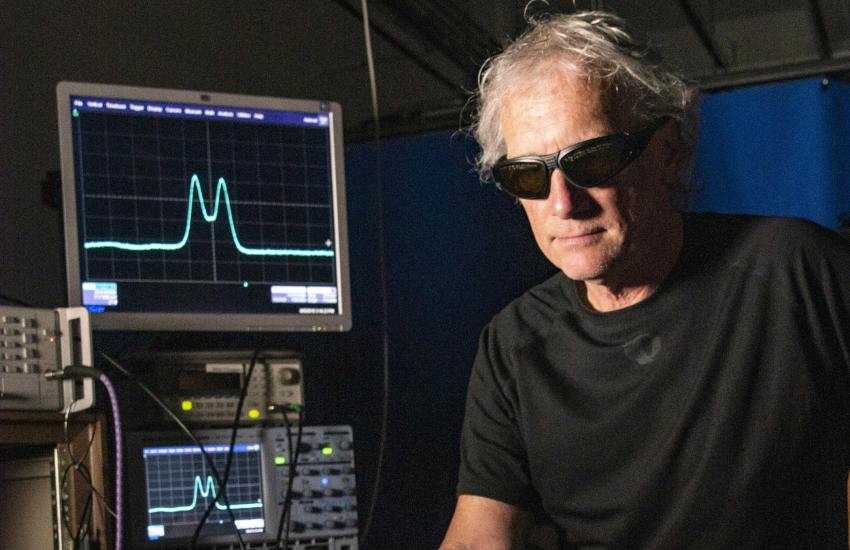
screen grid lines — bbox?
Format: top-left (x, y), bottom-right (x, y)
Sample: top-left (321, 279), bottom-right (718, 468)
top-left (75, 112), bottom-right (336, 285)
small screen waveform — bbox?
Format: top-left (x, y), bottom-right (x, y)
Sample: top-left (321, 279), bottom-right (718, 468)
top-left (147, 474), bottom-right (263, 514)
top-left (143, 443), bottom-right (265, 540)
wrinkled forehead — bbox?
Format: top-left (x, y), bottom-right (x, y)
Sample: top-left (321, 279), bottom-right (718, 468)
top-left (501, 100), bottom-right (608, 159)
top-left (498, 62), bottom-right (639, 140)
top-left (499, 69), bottom-right (607, 135)
top-left (502, 58), bottom-right (597, 99)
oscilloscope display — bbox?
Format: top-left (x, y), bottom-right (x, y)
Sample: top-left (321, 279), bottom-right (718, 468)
top-left (64, 91), bottom-right (347, 323)
top-left (143, 443), bottom-right (265, 540)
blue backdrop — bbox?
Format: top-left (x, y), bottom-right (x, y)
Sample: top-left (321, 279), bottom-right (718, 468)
top-left (693, 77), bottom-right (850, 227)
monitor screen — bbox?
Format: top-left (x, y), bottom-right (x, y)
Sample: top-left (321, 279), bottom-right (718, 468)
top-left (142, 442), bottom-right (265, 541)
top-left (57, 82), bottom-right (351, 331)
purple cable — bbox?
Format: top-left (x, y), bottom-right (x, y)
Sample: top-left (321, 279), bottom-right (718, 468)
top-left (98, 372), bottom-right (122, 550)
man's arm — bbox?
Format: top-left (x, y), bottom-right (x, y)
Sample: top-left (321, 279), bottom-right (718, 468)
top-left (439, 495), bottom-right (532, 550)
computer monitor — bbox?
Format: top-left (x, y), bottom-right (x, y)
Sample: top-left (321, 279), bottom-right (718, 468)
top-left (57, 82), bottom-right (351, 331)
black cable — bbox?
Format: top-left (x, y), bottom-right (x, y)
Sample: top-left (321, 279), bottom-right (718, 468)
top-left (60, 398), bottom-right (94, 545)
top-left (64, 451), bottom-right (117, 525)
top-left (0, 292), bottom-right (33, 307)
top-left (50, 367), bottom-right (124, 550)
top-left (74, 490), bottom-right (94, 549)
top-left (56, 407), bottom-right (115, 550)
top-left (276, 410), bottom-right (295, 550)
top-left (63, 398), bottom-right (99, 467)
top-left (97, 352), bottom-right (247, 550)
top-left (358, 1), bottom-right (391, 546)
top-left (191, 347), bottom-right (261, 548)
top-left (59, 459), bottom-right (102, 550)
top-left (275, 405), bottom-right (304, 550)
top-left (288, 418), bottom-right (304, 547)
top-left (58, 395), bottom-right (116, 548)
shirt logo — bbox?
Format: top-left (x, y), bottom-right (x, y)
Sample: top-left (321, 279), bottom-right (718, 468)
top-left (622, 334), bottom-right (662, 365)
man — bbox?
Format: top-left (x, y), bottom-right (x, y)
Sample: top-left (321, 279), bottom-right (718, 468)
top-left (441, 11), bottom-right (850, 550)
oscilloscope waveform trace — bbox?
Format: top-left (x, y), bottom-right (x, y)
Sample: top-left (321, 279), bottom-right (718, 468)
top-left (148, 474), bottom-right (262, 515)
top-left (84, 174), bottom-right (334, 258)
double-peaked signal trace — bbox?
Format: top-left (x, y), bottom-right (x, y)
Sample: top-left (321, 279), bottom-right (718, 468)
top-left (148, 474), bottom-right (262, 515)
top-left (84, 174), bottom-right (334, 258)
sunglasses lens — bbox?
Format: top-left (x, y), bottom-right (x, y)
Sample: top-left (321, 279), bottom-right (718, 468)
top-left (493, 161), bottom-right (548, 199)
top-left (560, 139), bottom-right (633, 187)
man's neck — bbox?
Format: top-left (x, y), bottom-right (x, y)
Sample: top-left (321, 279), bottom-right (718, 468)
top-left (578, 212), bottom-right (684, 313)
top-left (580, 283), bottom-right (661, 312)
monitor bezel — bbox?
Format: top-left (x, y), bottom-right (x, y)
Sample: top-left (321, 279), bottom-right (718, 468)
top-left (57, 81), bottom-right (352, 332)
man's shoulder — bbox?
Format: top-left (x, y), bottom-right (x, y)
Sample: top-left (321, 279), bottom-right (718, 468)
top-left (486, 271), bottom-right (570, 341)
top-left (685, 211), bottom-right (847, 264)
top-left (688, 210), bottom-right (837, 236)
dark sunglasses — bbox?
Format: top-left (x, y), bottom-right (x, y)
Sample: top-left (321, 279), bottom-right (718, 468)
top-left (491, 118), bottom-right (668, 200)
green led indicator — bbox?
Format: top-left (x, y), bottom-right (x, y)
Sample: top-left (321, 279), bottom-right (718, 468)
top-left (274, 456), bottom-right (286, 465)
top-left (243, 281), bottom-right (249, 288)
top-left (322, 447), bottom-right (333, 456)
top-left (72, 109), bottom-right (80, 117)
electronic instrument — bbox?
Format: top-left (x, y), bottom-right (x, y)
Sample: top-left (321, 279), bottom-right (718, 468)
top-left (126, 425), bottom-right (358, 549)
top-left (0, 305), bottom-right (94, 412)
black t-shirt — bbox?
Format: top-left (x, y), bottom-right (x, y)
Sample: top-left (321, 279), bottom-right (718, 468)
top-left (458, 213), bottom-right (850, 549)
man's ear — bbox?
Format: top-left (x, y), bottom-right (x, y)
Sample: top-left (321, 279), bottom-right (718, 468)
top-left (657, 119), bottom-right (688, 191)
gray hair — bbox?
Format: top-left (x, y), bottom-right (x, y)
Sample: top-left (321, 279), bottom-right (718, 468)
top-left (472, 11), bottom-right (699, 190)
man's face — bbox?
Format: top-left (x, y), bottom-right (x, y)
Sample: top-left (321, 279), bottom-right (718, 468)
top-left (499, 71), bottom-right (675, 285)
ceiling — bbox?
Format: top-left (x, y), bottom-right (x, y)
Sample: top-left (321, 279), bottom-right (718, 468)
top-left (9, 0), bottom-right (850, 146)
top-left (333, 0), bottom-right (850, 141)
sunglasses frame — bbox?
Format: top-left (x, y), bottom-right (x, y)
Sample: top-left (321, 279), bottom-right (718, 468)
top-left (492, 118), bottom-right (668, 200)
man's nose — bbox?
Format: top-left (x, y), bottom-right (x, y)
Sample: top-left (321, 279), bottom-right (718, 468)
top-left (545, 169), bottom-right (584, 218)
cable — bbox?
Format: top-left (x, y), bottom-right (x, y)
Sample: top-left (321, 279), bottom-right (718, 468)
top-left (276, 409), bottom-right (295, 549)
top-left (63, 398), bottom-right (97, 466)
top-left (0, 292), bottom-right (33, 307)
top-left (63, 397), bottom-right (116, 516)
top-left (191, 347), bottom-right (261, 548)
top-left (51, 366), bottom-right (124, 550)
top-left (97, 352), bottom-right (247, 550)
top-left (74, 490), bottom-right (93, 548)
top-left (284, 417), bottom-right (304, 549)
top-left (358, 1), bottom-right (391, 546)
top-left (61, 397), bottom-right (93, 545)
top-left (274, 404), bottom-right (304, 550)
top-left (59, 399), bottom-right (116, 549)
top-left (361, 0), bottom-right (379, 131)
top-left (67, 452), bottom-right (118, 523)
top-left (63, 459), bottom-right (117, 550)
top-left (97, 371), bottom-right (123, 550)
